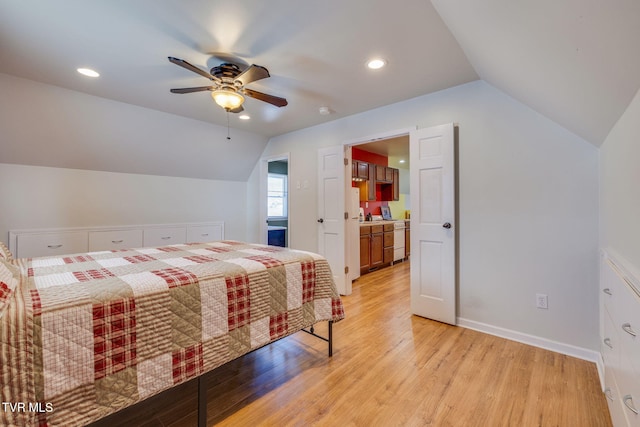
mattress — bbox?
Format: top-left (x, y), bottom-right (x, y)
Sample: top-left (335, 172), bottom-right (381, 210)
top-left (0, 240), bottom-right (344, 426)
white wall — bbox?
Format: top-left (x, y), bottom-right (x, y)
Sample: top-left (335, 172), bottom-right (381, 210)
top-left (0, 73), bottom-right (269, 182)
top-left (0, 163), bottom-right (247, 244)
top-left (249, 80), bottom-right (600, 351)
top-left (600, 88), bottom-right (640, 275)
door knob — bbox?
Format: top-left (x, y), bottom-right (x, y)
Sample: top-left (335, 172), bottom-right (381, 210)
top-left (442, 222), bottom-right (452, 229)
top-left (317, 218), bottom-right (324, 223)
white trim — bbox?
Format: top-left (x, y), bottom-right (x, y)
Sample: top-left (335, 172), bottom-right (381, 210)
top-left (342, 126), bottom-right (416, 146)
top-left (259, 153), bottom-right (290, 246)
top-left (457, 317), bottom-right (601, 364)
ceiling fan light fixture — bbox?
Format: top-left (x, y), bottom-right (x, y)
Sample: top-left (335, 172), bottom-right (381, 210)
top-left (211, 88), bottom-right (244, 110)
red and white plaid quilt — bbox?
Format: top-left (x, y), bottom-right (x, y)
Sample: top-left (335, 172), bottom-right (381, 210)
top-left (0, 241), bottom-right (344, 426)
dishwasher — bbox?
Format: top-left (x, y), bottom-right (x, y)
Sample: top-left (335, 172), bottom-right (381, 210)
top-left (393, 220), bottom-right (405, 262)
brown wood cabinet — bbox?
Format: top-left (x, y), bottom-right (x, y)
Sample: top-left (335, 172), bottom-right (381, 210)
top-left (370, 225), bottom-right (384, 269)
top-left (405, 220), bottom-right (410, 258)
top-left (375, 165), bottom-right (395, 183)
top-left (360, 223), bottom-right (394, 274)
top-left (359, 226), bottom-right (371, 273)
top-left (392, 168), bottom-right (400, 201)
top-left (352, 160), bottom-right (369, 180)
top-left (353, 160), bottom-right (400, 202)
top-left (383, 223), bottom-right (394, 264)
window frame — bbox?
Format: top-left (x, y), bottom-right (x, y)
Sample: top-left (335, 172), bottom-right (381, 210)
top-left (267, 172), bottom-right (288, 220)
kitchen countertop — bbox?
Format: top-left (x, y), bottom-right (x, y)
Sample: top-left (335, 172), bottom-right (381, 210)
top-left (359, 220), bottom-right (406, 226)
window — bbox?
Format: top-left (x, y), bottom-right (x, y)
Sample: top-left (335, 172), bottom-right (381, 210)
top-left (267, 173), bottom-right (288, 218)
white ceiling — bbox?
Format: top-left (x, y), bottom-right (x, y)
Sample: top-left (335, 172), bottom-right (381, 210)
top-left (0, 0), bottom-right (638, 146)
top-left (0, 0), bottom-right (476, 139)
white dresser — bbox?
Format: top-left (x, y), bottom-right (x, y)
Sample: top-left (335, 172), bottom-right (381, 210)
top-left (600, 251), bottom-right (640, 426)
top-left (8, 221), bottom-right (224, 258)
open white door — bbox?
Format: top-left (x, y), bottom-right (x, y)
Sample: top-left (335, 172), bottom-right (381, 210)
top-left (317, 146), bottom-right (347, 295)
top-left (410, 123), bottom-right (456, 324)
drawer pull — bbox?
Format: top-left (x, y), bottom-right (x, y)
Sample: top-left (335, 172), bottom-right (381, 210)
top-left (111, 240), bottom-right (124, 244)
top-left (47, 244), bottom-right (63, 249)
top-left (201, 233), bottom-right (209, 237)
top-left (604, 338), bottom-right (613, 349)
top-left (622, 323), bottom-right (637, 337)
top-left (605, 388), bottom-right (614, 401)
top-left (624, 395), bottom-right (639, 415)
top-left (161, 236), bottom-right (171, 240)
top-left (603, 288), bottom-right (612, 296)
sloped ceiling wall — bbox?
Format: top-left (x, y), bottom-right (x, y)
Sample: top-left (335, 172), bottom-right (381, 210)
top-left (0, 73), bottom-right (269, 181)
top-left (432, 0), bottom-right (640, 146)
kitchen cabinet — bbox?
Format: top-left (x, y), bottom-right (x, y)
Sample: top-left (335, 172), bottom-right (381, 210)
top-left (383, 223), bottom-right (394, 264)
top-left (359, 223), bottom-right (394, 275)
top-left (405, 220), bottom-right (410, 258)
top-left (352, 160), bottom-right (369, 180)
top-left (370, 225), bottom-right (384, 269)
top-left (376, 165), bottom-right (393, 183)
top-left (355, 164), bottom-right (377, 201)
top-left (392, 168), bottom-right (400, 201)
top-left (378, 166), bottom-right (400, 201)
top-left (360, 226), bottom-right (371, 273)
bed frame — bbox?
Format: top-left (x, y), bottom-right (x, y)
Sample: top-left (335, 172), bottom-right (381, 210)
top-left (196, 321), bottom-right (334, 426)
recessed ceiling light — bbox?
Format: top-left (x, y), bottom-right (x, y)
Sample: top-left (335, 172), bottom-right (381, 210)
top-left (238, 114), bottom-right (250, 120)
top-left (367, 58), bottom-right (386, 70)
top-left (399, 159), bottom-right (406, 163)
top-left (77, 68), bottom-right (100, 77)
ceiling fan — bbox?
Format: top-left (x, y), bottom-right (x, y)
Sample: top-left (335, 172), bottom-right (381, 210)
top-left (168, 56), bottom-right (288, 113)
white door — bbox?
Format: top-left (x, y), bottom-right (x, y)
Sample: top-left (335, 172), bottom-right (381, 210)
top-left (410, 123), bottom-right (456, 324)
top-left (317, 146), bottom-right (347, 295)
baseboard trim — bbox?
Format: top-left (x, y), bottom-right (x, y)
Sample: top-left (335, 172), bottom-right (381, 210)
top-left (457, 317), bottom-right (601, 365)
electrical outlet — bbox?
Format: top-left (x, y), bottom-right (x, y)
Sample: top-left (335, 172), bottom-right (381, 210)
top-left (536, 293), bottom-right (548, 309)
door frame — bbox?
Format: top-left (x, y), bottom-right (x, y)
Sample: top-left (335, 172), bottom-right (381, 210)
top-left (259, 153), bottom-right (291, 245)
top-left (343, 127), bottom-right (415, 285)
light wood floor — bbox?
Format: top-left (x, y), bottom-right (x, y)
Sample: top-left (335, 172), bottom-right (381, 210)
top-left (92, 260), bottom-right (611, 427)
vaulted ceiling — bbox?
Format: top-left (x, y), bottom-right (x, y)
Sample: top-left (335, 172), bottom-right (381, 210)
top-left (0, 0), bottom-right (639, 148)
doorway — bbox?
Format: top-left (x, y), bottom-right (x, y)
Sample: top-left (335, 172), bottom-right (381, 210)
top-left (341, 124), bottom-right (457, 325)
top-left (261, 155), bottom-right (290, 247)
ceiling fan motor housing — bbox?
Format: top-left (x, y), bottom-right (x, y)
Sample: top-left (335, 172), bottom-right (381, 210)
top-left (210, 63), bottom-right (242, 79)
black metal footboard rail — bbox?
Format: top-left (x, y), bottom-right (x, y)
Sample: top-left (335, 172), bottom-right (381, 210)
top-left (197, 320), bottom-right (334, 427)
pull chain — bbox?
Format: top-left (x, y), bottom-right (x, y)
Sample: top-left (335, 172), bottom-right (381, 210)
top-left (226, 110), bottom-right (231, 140)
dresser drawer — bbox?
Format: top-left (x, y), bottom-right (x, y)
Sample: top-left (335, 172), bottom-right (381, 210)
top-left (602, 308), bottom-right (620, 372)
top-left (618, 283), bottom-right (640, 378)
top-left (603, 365), bottom-right (629, 427)
top-left (16, 231), bottom-right (88, 258)
top-left (186, 224), bottom-right (223, 243)
top-left (616, 351), bottom-right (640, 425)
top-left (144, 226), bottom-right (186, 247)
top-left (602, 259), bottom-right (623, 319)
top-left (89, 229), bottom-right (143, 251)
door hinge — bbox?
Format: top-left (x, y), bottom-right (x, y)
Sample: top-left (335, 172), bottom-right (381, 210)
top-left (344, 158), bottom-right (349, 166)
top-left (344, 212), bottom-right (349, 220)
top-left (345, 266), bottom-right (349, 274)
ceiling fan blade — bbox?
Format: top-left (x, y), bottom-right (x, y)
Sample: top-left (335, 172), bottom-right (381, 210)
top-left (235, 64), bottom-right (270, 86)
top-left (168, 56), bottom-right (215, 81)
top-left (229, 105), bottom-right (244, 113)
top-left (244, 88), bottom-right (288, 107)
top-left (170, 86), bottom-right (213, 94)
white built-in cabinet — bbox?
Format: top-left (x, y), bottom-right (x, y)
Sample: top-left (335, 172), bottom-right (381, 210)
top-left (600, 251), bottom-right (640, 427)
top-left (8, 222), bottom-right (224, 258)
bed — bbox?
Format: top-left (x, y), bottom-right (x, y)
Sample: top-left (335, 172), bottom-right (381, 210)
top-left (0, 240), bottom-right (345, 427)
